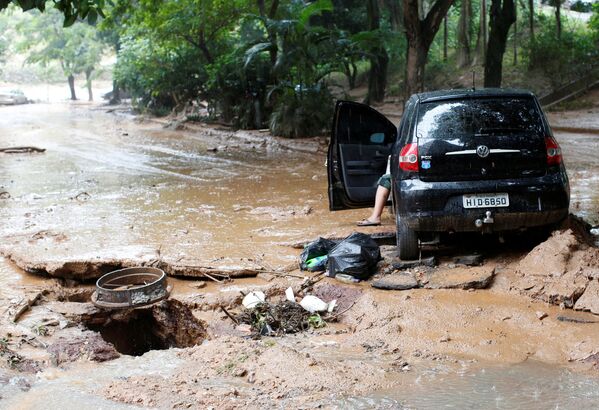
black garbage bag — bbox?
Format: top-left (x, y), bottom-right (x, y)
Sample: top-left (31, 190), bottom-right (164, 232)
top-left (299, 237), bottom-right (337, 271)
top-left (327, 232), bottom-right (381, 279)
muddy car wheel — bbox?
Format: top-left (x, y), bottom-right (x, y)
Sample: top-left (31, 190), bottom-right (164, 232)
top-left (396, 218), bottom-right (419, 260)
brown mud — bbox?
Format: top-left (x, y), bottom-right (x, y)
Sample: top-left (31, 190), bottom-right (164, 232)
top-left (1, 101), bottom-right (599, 407)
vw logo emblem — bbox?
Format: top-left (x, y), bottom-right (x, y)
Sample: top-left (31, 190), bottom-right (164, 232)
top-left (476, 145), bottom-right (490, 158)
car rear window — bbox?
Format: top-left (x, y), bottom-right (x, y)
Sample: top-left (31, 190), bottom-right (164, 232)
top-left (415, 97), bottom-right (544, 140)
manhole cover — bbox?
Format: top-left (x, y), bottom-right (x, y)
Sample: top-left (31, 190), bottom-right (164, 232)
top-left (91, 267), bottom-right (171, 309)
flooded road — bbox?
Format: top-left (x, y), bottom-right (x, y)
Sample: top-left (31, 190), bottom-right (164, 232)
top-left (1, 102), bottom-right (599, 408)
top-left (1, 103), bottom-right (597, 274)
top-left (0, 103), bottom-right (376, 275)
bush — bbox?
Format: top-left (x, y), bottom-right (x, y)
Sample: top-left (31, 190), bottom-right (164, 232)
top-left (523, 18), bottom-right (597, 87)
top-left (269, 83), bottom-right (333, 138)
top-left (114, 35), bottom-right (206, 112)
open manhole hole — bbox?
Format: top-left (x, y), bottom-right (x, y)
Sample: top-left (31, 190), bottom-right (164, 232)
top-left (91, 267), bottom-right (171, 309)
top-left (84, 299), bottom-right (208, 356)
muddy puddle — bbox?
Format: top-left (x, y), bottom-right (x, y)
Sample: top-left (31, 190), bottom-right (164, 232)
top-left (338, 360), bottom-right (599, 409)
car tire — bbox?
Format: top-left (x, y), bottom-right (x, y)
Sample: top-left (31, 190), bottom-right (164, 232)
top-left (396, 217), bottom-right (419, 260)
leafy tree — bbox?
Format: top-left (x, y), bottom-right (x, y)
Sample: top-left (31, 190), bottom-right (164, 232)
top-left (18, 8), bottom-right (105, 100)
top-left (0, 0), bottom-right (104, 26)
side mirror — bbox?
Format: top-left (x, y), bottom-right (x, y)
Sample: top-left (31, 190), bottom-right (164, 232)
top-left (370, 132), bottom-right (385, 144)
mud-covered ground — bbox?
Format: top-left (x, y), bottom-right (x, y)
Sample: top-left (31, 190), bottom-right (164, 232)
top-left (1, 98), bottom-right (599, 408)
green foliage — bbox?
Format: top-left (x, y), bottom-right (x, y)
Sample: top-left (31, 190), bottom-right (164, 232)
top-left (524, 17), bottom-right (597, 87)
top-left (269, 84), bottom-right (333, 138)
top-left (18, 8), bottom-right (104, 75)
top-left (0, 0), bottom-right (105, 27)
top-left (114, 35), bottom-right (206, 113)
top-left (590, 3), bottom-right (599, 40)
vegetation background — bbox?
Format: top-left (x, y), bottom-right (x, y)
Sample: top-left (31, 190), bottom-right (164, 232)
top-left (0, 0), bottom-right (598, 137)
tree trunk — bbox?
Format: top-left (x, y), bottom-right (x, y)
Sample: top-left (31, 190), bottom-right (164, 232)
top-left (457, 0), bottom-right (472, 67)
top-left (513, 3), bottom-right (518, 65)
top-left (528, 0), bottom-right (534, 39)
top-left (85, 69), bottom-right (93, 102)
top-left (555, 0), bottom-right (561, 40)
top-left (443, 16), bottom-right (448, 61)
top-left (475, 0), bottom-right (488, 62)
top-left (67, 74), bottom-right (77, 100)
top-left (484, 0), bottom-right (516, 87)
top-left (366, 0), bottom-right (389, 104)
top-left (402, 0), bottom-right (455, 99)
top-left (405, 40), bottom-right (429, 97)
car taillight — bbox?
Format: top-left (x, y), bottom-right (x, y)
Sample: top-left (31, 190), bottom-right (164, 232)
top-left (545, 136), bottom-right (562, 166)
top-left (399, 143), bottom-right (418, 172)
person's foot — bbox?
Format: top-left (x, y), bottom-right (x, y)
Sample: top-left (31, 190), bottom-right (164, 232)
top-left (356, 218), bottom-right (381, 227)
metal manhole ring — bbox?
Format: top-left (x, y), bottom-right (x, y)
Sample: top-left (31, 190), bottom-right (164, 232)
top-left (92, 267), bottom-right (171, 309)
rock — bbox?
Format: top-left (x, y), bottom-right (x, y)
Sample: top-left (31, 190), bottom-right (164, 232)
top-left (536, 311), bottom-right (548, 320)
top-left (379, 245), bottom-right (398, 266)
top-left (556, 315), bottom-right (598, 324)
top-left (48, 332), bottom-right (120, 365)
top-left (453, 254), bottom-right (484, 266)
top-left (392, 256), bottom-right (436, 270)
top-left (517, 229), bottom-right (578, 278)
top-left (574, 280), bottom-right (599, 314)
top-left (372, 273), bottom-right (419, 291)
top-left (425, 267), bottom-right (495, 290)
top-left (538, 270), bottom-right (588, 308)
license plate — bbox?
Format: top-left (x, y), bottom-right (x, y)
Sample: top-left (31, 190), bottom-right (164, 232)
top-left (462, 193), bottom-right (509, 209)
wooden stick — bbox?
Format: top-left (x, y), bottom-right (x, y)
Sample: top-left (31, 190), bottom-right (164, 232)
top-left (12, 291), bottom-right (44, 323)
top-left (220, 306), bottom-right (239, 325)
top-left (324, 301), bottom-right (357, 321)
top-left (0, 146), bottom-right (45, 153)
top-left (203, 272), bottom-right (224, 283)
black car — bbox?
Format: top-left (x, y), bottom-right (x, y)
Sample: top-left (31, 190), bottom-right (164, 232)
top-left (327, 89), bottom-right (570, 260)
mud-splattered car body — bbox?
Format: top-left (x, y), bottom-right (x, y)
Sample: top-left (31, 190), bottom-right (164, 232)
top-left (327, 89), bottom-right (570, 259)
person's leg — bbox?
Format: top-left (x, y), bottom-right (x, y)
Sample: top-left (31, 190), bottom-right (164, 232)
top-left (367, 185), bottom-right (390, 223)
top-left (357, 174), bottom-right (391, 226)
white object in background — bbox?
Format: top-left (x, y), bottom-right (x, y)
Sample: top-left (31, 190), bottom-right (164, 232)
top-left (300, 295), bottom-right (329, 313)
top-left (285, 287), bottom-right (295, 303)
top-left (242, 291), bottom-right (266, 309)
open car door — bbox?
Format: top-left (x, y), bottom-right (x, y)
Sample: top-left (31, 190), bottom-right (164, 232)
top-left (328, 101), bottom-right (397, 211)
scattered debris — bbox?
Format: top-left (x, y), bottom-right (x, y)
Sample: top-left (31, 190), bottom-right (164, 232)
top-left (237, 300), bottom-right (322, 335)
top-left (285, 287), bottom-right (295, 302)
top-left (327, 232), bottom-right (380, 280)
top-left (392, 256), bottom-right (437, 269)
top-left (453, 254), bottom-right (484, 266)
top-left (73, 192), bottom-right (91, 202)
top-left (536, 311), bottom-right (548, 320)
top-left (299, 295), bottom-right (330, 313)
top-left (335, 273), bottom-right (361, 284)
top-left (12, 290), bottom-right (47, 323)
top-left (424, 267), bottom-right (495, 290)
top-left (242, 291), bottom-right (266, 309)
top-left (372, 273), bottom-right (419, 291)
top-left (0, 146), bottom-right (45, 154)
top-left (556, 315), bottom-right (598, 324)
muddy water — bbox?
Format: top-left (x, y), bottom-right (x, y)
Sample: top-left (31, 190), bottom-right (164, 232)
top-left (0, 103), bottom-right (374, 273)
top-left (339, 361), bottom-right (599, 409)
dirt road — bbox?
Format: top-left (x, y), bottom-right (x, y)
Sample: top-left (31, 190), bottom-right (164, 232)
top-left (1, 101), bottom-right (599, 408)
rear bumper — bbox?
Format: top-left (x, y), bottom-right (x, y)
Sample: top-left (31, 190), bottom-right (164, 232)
top-left (394, 172), bottom-right (570, 232)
